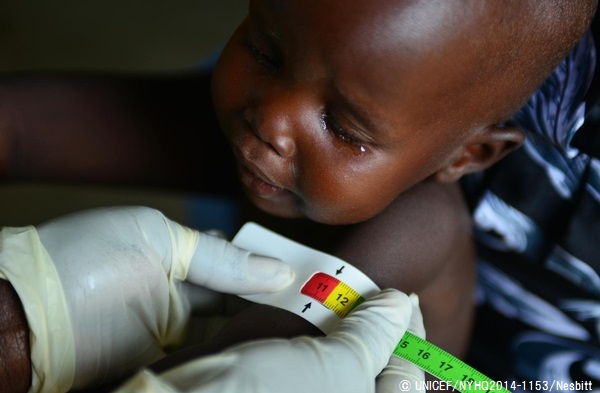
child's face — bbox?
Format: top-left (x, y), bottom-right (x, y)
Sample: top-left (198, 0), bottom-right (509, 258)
top-left (212, 0), bottom-right (522, 224)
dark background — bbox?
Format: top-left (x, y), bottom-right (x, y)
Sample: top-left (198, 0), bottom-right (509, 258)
top-left (0, 1), bottom-right (245, 226)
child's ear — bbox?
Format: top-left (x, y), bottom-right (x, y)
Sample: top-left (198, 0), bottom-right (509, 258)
top-left (434, 124), bottom-right (524, 183)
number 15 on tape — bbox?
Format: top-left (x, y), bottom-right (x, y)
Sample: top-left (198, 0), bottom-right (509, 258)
top-left (300, 272), bottom-right (511, 393)
top-left (233, 223), bottom-right (511, 393)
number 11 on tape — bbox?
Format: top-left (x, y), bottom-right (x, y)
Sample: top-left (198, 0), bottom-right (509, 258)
top-left (300, 272), bottom-right (365, 318)
top-left (301, 272), bottom-right (512, 393)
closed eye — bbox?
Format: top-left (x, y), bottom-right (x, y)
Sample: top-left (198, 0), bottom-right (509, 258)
top-left (321, 111), bottom-right (367, 153)
top-left (245, 36), bottom-right (280, 72)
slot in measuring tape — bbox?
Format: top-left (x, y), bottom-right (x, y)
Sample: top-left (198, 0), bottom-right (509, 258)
top-left (234, 223), bottom-right (511, 393)
top-left (300, 272), bottom-right (365, 318)
top-left (300, 272), bottom-right (511, 393)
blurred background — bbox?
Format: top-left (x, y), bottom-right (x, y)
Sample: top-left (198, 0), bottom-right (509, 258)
top-left (0, 0), bottom-right (245, 228)
top-left (0, 1), bottom-right (244, 73)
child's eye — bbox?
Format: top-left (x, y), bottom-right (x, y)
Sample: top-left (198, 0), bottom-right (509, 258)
top-left (245, 37), bottom-right (280, 72)
top-left (321, 112), bottom-right (367, 153)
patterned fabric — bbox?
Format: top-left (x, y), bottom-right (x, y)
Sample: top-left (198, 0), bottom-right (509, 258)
top-left (462, 26), bottom-right (600, 391)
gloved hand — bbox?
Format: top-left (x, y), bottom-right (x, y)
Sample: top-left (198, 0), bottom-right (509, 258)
top-left (115, 289), bottom-right (426, 393)
top-left (0, 206), bottom-right (294, 392)
top-left (376, 295), bottom-right (426, 393)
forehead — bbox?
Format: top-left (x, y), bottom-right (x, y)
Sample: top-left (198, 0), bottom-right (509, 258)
top-left (251, 0), bottom-right (502, 130)
top-left (253, 0), bottom-right (479, 45)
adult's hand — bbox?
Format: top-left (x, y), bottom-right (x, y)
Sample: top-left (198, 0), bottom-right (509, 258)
top-left (116, 290), bottom-right (425, 393)
top-left (0, 206), bottom-right (293, 392)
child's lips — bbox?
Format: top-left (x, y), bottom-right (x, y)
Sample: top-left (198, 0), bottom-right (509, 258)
top-left (239, 164), bottom-right (289, 198)
top-left (232, 146), bottom-right (289, 198)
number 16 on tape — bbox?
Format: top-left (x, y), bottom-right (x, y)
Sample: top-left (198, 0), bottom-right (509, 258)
top-left (301, 272), bottom-right (512, 393)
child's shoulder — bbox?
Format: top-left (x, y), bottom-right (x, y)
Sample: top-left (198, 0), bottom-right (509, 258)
top-left (237, 180), bottom-right (475, 356)
top-left (334, 180), bottom-right (472, 292)
top-left (332, 180), bottom-right (475, 356)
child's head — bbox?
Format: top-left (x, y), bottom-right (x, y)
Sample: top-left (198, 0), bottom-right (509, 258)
top-left (211, 0), bottom-right (596, 225)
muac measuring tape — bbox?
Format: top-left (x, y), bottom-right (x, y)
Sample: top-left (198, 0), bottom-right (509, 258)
top-left (300, 272), bottom-right (509, 393)
top-left (233, 223), bottom-right (511, 393)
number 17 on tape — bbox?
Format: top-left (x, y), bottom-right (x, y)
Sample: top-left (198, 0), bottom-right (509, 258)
top-left (300, 272), bottom-right (512, 393)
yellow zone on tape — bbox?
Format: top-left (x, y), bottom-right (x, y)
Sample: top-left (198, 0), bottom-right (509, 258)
top-left (306, 272), bottom-right (512, 393)
top-left (321, 281), bottom-right (365, 318)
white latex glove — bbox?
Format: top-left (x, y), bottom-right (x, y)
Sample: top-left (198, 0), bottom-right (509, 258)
top-left (0, 206), bottom-right (293, 392)
top-left (115, 289), bottom-right (425, 393)
top-left (376, 295), bottom-right (426, 393)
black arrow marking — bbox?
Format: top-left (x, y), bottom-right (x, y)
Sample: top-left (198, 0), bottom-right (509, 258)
top-left (336, 266), bottom-right (345, 275)
top-left (302, 303), bottom-right (312, 313)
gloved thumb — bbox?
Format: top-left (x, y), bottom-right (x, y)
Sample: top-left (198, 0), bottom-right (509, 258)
top-left (114, 289), bottom-right (414, 393)
top-left (326, 289), bottom-right (414, 382)
top-left (376, 294), bottom-right (426, 393)
top-left (185, 232), bottom-right (294, 295)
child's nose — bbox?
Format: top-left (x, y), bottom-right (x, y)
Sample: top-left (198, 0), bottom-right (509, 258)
top-left (244, 88), bottom-right (301, 158)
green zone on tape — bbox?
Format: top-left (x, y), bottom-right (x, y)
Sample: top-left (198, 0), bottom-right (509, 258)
top-left (394, 332), bottom-right (512, 393)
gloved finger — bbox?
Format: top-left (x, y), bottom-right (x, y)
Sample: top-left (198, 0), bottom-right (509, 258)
top-left (116, 368), bottom-right (181, 392)
top-left (190, 289), bottom-right (413, 393)
top-left (323, 289), bottom-right (414, 388)
top-left (217, 289), bottom-right (412, 393)
top-left (376, 294), bottom-right (426, 393)
top-left (115, 289), bottom-right (413, 393)
top-left (186, 232), bottom-right (294, 295)
top-left (117, 353), bottom-right (243, 393)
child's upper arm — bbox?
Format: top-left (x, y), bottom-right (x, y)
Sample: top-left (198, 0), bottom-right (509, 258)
top-left (161, 180), bottom-right (476, 368)
top-left (330, 180), bottom-right (476, 357)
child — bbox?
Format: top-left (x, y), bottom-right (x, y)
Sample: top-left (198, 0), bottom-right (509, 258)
top-left (0, 0), bottom-right (597, 389)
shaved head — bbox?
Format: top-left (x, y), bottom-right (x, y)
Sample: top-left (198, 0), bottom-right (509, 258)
top-left (455, 0), bottom-right (597, 122)
top-left (212, 0), bottom-right (598, 223)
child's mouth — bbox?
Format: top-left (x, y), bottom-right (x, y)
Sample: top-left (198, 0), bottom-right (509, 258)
top-left (239, 164), bottom-right (288, 198)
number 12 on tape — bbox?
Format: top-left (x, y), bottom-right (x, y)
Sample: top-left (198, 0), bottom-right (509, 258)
top-left (234, 223), bottom-right (510, 393)
top-left (300, 272), bottom-right (511, 393)
top-left (300, 272), bottom-right (365, 318)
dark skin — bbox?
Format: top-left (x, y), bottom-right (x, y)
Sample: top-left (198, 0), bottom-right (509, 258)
top-left (147, 179), bottom-right (476, 376)
top-left (0, 0), bottom-right (596, 391)
top-left (212, 0), bottom-right (526, 225)
top-left (0, 279), bottom-right (30, 393)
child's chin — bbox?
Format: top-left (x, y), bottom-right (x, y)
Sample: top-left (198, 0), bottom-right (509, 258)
top-left (247, 194), bottom-right (304, 220)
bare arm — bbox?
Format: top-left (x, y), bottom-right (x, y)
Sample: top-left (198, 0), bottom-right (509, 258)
top-left (0, 278), bottom-right (31, 393)
top-left (151, 180), bottom-right (476, 372)
top-left (331, 180), bottom-right (476, 357)
top-left (0, 72), bottom-right (237, 193)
